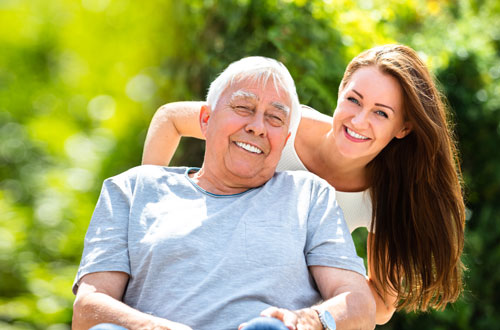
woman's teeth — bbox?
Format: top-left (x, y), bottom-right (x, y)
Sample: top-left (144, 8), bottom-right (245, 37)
top-left (346, 127), bottom-right (369, 140)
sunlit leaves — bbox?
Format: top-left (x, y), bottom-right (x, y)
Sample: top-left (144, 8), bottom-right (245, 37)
top-left (1, 0), bottom-right (500, 329)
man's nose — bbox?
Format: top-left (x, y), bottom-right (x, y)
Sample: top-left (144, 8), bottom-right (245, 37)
top-left (245, 114), bottom-right (267, 137)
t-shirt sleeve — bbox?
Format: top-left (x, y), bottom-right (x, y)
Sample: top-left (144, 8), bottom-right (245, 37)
top-left (305, 186), bottom-right (366, 276)
top-left (72, 176), bottom-right (133, 295)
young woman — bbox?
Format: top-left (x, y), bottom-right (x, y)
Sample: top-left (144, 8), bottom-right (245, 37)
top-left (141, 45), bottom-right (466, 324)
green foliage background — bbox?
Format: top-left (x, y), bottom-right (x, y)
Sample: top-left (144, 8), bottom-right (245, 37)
top-left (1, 0), bottom-right (499, 329)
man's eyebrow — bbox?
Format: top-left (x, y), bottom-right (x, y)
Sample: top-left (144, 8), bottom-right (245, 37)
top-left (353, 89), bottom-right (394, 113)
top-left (271, 102), bottom-right (290, 116)
top-left (231, 90), bottom-right (258, 101)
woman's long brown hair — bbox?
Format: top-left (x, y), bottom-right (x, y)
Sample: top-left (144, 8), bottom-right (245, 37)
top-left (340, 45), bottom-right (466, 311)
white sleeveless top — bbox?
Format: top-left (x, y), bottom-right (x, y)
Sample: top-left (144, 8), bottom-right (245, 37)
top-left (277, 114), bottom-right (373, 233)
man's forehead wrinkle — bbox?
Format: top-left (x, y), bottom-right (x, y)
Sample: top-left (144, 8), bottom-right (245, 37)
top-left (230, 89), bottom-right (290, 117)
top-left (229, 87), bottom-right (290, 117)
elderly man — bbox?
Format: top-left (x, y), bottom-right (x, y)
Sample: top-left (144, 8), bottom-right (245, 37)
top-left (72, 57), bottom-right (375, 330)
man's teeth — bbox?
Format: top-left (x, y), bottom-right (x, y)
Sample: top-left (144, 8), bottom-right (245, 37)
top-left (235, 142), bottom-right (263, 154)
top-left (346, 127), bottom-right (369, 140)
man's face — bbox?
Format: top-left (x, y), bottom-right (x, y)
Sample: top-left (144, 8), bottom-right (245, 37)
top-left (200, 78), bottom-right (291, 189)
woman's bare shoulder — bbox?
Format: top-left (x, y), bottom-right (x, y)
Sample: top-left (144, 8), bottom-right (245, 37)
top-left (298, 105), bottom-right (332, 144)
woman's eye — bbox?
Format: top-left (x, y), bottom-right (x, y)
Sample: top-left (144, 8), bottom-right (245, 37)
top-left (375, 110), bottom-right (388, 118)
top-left (347, 97), bottom-right (360, 105)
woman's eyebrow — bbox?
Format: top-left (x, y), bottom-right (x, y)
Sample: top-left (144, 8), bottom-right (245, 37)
top-left (353, 89), bottom-right (363, 99)
top-left (375, 103), bottom-right (395, 113)
top-left (353, 89), bottom-right (395, 113)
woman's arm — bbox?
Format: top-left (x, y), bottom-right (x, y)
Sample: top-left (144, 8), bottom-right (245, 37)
top-left (142, 101), bottom-right (206, 166)
top-left (292, 106), bottom-right (333, 172)
top-left (366, 233), bottom-right (397, 324)
top-left (142, 102), bottom-right (333, 169)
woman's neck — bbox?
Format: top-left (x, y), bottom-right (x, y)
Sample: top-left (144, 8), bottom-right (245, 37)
top-left (307, 132), bottom-right (370, 192)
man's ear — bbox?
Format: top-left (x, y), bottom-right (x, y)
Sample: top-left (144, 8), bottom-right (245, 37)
top-left (395, 121), bottom-right (412, 139)
top-left (199, 105), bottom-right (211, 137)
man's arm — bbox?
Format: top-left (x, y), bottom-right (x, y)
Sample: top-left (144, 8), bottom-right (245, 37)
top-left (142, 101), bottom-right (206, 166)
top-left (308, 265), bottom-right (376, 329)
top-left (258, 266), bottom-right (376, 330)
top-left (73, 272), bottom-right (193, 330)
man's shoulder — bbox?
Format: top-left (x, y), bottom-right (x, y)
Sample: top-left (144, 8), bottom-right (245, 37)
top-left (273, 170), bottom-right (330, 184)
top-left (269, 170), bottom-right (334, 191)
top-left (105, 165), bottom-right (188, 186)
top-left (134, 165), bottom-right (188, 177)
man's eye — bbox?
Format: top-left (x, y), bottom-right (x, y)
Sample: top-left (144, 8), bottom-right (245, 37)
top-left (347, 97), bottom-right (360, 105)
top-left (268, 115), bottom-right (284, 126)
top-left (233, 105), bottom-right (253, 114)
top-left (375, 110), bottom-right (388, 118)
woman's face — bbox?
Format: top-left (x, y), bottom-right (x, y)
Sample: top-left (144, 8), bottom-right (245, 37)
top-left (332, 66), bottom-right (411, 162)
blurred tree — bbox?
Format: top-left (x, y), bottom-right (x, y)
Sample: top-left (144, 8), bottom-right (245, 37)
top-left (1, 0), bottom-right (499, 329)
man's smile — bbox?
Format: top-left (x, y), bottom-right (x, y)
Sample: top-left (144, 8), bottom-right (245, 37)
top-left (234, 141), bottom-right (263, 154)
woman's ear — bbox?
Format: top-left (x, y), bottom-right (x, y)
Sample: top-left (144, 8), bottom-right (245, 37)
top-left (395, 121), bottom-right (412, 139)
top-left (199, 105), bottom-right (211, 137)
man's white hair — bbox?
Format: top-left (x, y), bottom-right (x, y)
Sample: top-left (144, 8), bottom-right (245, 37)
top-left (206, 56), bottom-right (301, 135)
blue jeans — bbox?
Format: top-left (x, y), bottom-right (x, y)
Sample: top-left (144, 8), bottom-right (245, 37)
top-left (89, 317), bottom-right (288, 330)
top-left (243, 317), bottom-right (290, 330)
top-left (89, 324), bottom-right (128, 330)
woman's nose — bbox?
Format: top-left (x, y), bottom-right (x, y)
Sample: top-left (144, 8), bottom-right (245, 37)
top-left (351, 110), bottom-right (369, 128)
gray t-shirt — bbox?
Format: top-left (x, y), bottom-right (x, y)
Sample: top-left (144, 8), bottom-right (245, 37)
top-left (73, 165), bottom-right (365, 330)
